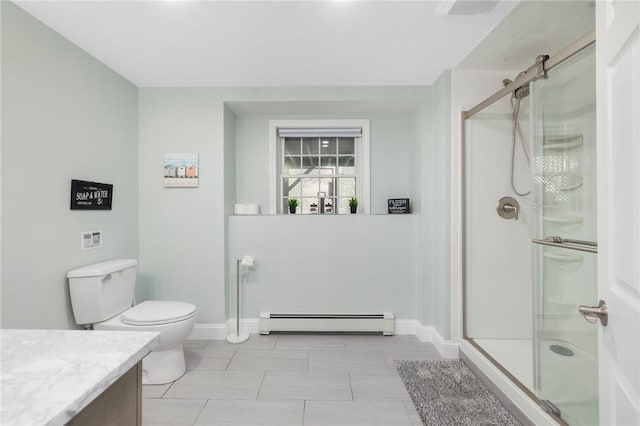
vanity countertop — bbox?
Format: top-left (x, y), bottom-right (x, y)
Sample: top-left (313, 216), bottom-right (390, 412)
top-left (0, 329), bottom-right (159, 426)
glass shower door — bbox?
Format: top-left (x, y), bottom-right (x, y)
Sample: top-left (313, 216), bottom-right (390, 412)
top-left (531, 44), bottom-right (597, 425)
top-left (533, 245), bottom-right (598, 425)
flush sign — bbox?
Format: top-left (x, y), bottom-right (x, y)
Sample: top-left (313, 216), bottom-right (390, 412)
top-left (81, 231), bottom-right (102, 250)
top-left (70, 180), bottom-right (113, 210)
top-left (388, 198), bottom-right (410, 214)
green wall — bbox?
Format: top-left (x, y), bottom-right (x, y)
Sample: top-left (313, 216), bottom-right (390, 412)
top-left (1, 2), bottom-right (139, 328)
top-left (1, 2), bottom-right (453, 339)
top-left (137, 87), bottom-right (432, 324)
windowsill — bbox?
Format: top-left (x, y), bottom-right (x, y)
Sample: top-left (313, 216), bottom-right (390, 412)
top-left (232, 213), bottom-right (415, 216)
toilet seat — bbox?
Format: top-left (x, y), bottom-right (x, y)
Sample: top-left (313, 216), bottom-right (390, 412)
top-left (121, 301), bottom-right (196, 326)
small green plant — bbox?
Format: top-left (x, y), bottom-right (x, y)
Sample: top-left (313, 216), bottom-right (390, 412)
top-left (348, 197), bottom-right (358, 208)
top-left (288, 198), bottom-right (299, 207)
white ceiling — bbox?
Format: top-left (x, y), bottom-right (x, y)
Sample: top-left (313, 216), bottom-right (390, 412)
top-left (458, 0), bottom-right (595, 71)
top-left (15, 0), bottom-right (519, 87)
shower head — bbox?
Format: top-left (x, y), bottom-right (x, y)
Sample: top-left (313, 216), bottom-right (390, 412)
top-left (512, 70), bottom-right (530, 99)
top-left (502, 79), bottom-right (529, 100)
top-left (502, 71), bottom-right (530, 100)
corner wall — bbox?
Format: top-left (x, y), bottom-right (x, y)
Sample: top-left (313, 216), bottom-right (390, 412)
top-left (430, 71), bottom-right (453, 339)
top-left (138, 87), bottom-right (435, 326)
top-left (1, 2), bottom-right (139, 329)
top-left (415, 71), bottom-right (453, 341)
top-left (137, 89), bottom-right (226, 324)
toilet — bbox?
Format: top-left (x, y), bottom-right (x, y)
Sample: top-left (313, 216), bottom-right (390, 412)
top-left (67, 259), bottom-right (196, 385)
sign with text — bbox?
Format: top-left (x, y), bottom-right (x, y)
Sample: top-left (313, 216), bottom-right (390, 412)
top-left (388, 198), bottom-right (410, 214)
top-left (70, 180), bottom-right (113, 210)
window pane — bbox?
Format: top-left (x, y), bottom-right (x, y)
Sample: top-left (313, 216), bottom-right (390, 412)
top-left (320, 137), bottom-right (337, 155)
top-left (302, 197), bottom-right (318, 214)
top-left (337, 198), bottom-right (351, 214)
top-left (302, 137), bottom-right (319, 155)
top-left (338, 156), bottom-right (355, 166)
top-left (323, 197), bottom-right (336, 214)
top-left (338, 138), bottom-right (355, 155)
top-left (320, 177), bottom-right (335, 197)
top-left (279, 130), bottom-right (363, 214)
top-left (337, 178), bottom-right (356, 197)
top-left (283, 177), bottom-right (302, 198)
top-left (284, 138), bottom-right (301, 155)
top-left (283, 156), bottom-right (302, 174)
top-left (338, 156), bottom-right (356, 174)
top-left (302, 156), bottom-right (317, 170)
top-left (319, 156), bottom-right (337, 175)
top-left (302, 178), bottom-right (320, 198)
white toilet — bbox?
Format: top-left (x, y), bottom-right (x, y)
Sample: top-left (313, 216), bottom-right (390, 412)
top-left (67, 259), bottom-right (196, 385)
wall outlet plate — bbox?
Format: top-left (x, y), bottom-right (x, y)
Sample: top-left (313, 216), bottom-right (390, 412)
top-left (81, 231), bottom-right (102, 250)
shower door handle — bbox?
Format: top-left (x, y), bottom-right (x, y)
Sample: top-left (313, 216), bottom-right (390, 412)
top-left (578, 300), bottom-right (608, 326)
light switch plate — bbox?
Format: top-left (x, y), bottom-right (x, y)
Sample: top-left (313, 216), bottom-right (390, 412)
top-left (81, 231), bottom-right (102, 250)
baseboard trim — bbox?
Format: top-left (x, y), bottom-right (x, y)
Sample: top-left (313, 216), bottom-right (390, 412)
top-left (394, 319), bottom-right (417, 335)
top-left (187, 323), bottom-right (228, 340)
top-left (188, 319), bottom-right (460, 360)
top-left (415, 323), bottom-right (459, 359)
top-left (187, 319), bottom-right (260, 340)
top-left (228, 318), bottom-right (260, 335)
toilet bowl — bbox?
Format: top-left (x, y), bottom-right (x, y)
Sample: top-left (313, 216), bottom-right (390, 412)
top-left (66, 259), bottom-right (197, 385)
top-left (95, 301), bottom-right (196, 384)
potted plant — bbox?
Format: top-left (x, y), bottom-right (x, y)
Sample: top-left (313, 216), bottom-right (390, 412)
top-left (348, 197), bottom-right (358, 214)
top-left (288, 198), bottom-right (299, 214)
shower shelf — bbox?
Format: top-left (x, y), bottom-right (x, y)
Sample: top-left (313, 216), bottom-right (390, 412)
top-left (543, 251), bottom-right (583, 263)
top-left (543, 134), bottom-right (583, 150)
top-left (545, 171), bottom-right (584, 192)
top-left (543, 214), bottom-right (584, 224)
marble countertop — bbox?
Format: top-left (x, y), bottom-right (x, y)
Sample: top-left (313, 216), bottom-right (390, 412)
top-left (1, 329), bottom-right (159, 426)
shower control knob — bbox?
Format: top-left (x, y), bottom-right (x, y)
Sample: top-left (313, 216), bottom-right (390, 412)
top-left (496, 196), bottom-right (520, 220)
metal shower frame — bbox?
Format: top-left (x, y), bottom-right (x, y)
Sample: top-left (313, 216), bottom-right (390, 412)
top-left (459, 30), bottom-right (596, 424)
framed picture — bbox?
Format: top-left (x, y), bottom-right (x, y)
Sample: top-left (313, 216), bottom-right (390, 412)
top-left (70, 180), bottom-right (113, 210)
top-left (164, 153), bottom-right (199, 188)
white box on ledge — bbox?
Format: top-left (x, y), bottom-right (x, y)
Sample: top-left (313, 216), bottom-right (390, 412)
top-left (234, 204), bottom-right (260, 215)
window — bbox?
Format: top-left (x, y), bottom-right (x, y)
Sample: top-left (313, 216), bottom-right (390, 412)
top-left (269, 120), bottom-right (370, 214)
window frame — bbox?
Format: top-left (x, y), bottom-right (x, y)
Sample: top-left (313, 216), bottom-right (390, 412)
top-left (269, 119), bottom-right (370, 215)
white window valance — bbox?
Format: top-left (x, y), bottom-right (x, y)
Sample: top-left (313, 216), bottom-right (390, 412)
top-left (276, 128), bottom-right (363, 138)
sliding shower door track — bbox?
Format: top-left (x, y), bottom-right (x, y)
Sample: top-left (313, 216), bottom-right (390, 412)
top-left (463, 338), bottom-right (569, 426)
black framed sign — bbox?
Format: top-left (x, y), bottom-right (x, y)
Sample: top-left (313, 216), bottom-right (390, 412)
top-left (70, 180), bottom-right (113, 210)
top-left (388, 198), bottom-right (410, 214)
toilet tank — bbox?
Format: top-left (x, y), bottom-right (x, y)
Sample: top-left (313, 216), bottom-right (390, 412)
top-left (67, 259), bottom-right (138, 325)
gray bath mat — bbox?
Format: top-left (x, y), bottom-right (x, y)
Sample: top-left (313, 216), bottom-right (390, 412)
top-left (395, 359), bottom-right (520, 426)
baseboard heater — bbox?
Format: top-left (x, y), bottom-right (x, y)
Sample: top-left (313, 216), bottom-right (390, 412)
top-left (259, 312), bottom-right (394, 335)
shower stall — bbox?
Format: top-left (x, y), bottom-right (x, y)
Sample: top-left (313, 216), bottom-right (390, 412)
top-left (462, 33), bottom-right (597, 426)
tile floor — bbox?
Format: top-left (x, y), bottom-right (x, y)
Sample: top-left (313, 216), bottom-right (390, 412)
top-left (142, 334), bottom-right (442, 426)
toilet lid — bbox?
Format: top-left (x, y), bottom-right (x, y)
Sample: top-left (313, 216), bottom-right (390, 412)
top-left (121, 301), bottom-right (196, 326)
